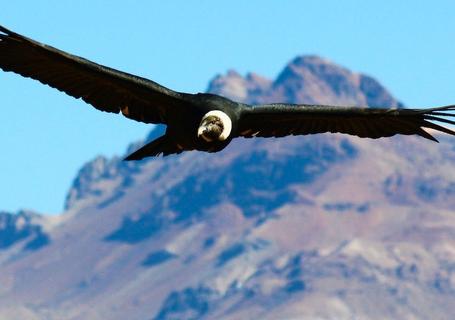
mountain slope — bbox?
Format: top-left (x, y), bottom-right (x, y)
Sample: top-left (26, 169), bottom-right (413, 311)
top-left (0, 56), bottom-right (453, 320)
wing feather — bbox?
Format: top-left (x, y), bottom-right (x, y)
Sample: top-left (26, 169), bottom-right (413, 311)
top-left (0, 25), bottom-right (189, 124)
top-left (237, 104), bottom-right (455, 141)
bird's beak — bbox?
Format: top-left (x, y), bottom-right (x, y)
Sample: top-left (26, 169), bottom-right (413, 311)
top-left (198, 125), bottom-right (212, 142)
top-left (197, 125), bottom-right (205, 137)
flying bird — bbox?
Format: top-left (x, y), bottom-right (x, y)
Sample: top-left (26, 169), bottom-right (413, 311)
top-left (1, 25), bottom-right (454, 160)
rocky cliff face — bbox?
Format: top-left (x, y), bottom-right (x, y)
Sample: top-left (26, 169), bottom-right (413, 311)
top-left (0, 55), bottom-right (453, 320)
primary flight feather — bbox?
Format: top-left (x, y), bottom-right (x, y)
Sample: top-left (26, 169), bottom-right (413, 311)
top-left (1, 25), bottom-right (454, 160)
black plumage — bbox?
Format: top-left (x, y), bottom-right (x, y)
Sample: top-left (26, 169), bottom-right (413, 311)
top-left (1, 25), bottom-right (454, 160)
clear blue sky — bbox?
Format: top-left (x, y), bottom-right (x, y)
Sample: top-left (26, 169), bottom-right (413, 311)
top-left (1, 1), bottom-right (455, 214)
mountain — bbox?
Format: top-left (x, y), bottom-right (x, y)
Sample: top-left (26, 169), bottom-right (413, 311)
top-left (208, 55), bottom-right (403, 107)
top-left (0, 56), bottom-right (454, 320)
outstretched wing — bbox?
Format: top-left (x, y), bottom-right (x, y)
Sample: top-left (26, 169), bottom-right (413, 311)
top-left (237, 104), bottom-right (455, 142)
top-left (0, 25), bottom-right (188, 124)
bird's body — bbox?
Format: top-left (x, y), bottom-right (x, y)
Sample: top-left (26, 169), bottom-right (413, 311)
top-left (128, 93), bottom-right (243, 159)
top-left (0, 25), bottom-right (454, 160)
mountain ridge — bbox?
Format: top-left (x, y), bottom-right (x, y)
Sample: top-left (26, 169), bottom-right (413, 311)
top-left (207, 55), bottom-right (403, 107)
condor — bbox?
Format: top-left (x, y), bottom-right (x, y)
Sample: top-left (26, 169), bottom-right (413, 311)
top-left (1, 25), bottom-right (454, 160)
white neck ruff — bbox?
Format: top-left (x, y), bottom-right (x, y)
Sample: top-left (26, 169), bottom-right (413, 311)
top-left (201, 110), bottom-right (232, 141)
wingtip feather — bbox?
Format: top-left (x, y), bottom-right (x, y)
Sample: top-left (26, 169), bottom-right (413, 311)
top-left (422, 120), bottom-right (455, 137)
top-left (418, 106), bottom-right (455, 139)
top-left (0, 25), bottom-right (14, 36)
top-left (429, 104), bottom-right (455, 112)
top-left (424, 115), bottom-right (455, 126)
top-left (417, 128), bottom-right (439, 142)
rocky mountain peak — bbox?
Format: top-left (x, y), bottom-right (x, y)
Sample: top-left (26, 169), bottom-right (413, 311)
top-left (207, 54), bottom-right (402, 108)
top-left (206, 69), bottom-right (272, 104)
top-left (272, 55), bottom-right (402, 106)
top-left (64, 156), bottom-right (111, 210)
top-left (0, 210), bottom-right (49, 251)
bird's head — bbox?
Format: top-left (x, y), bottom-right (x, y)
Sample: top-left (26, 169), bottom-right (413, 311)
top-left (197, 110), bottom-right (232, 142)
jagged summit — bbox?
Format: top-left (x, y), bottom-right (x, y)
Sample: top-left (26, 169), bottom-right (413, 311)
top-left (275, 55), bottom-right (403, 107)
top-left (0, 210), bottom-right (50, 251)
top-left (207, 55), bottom-right (402, 108)
top-left (206, 69), bottom-right (272, 103)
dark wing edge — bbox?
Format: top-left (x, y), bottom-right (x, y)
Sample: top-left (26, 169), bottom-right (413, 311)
top-left (237, 104), bottom-right (455, 142)
top-left (0, 25), bottom-right (188, 124)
